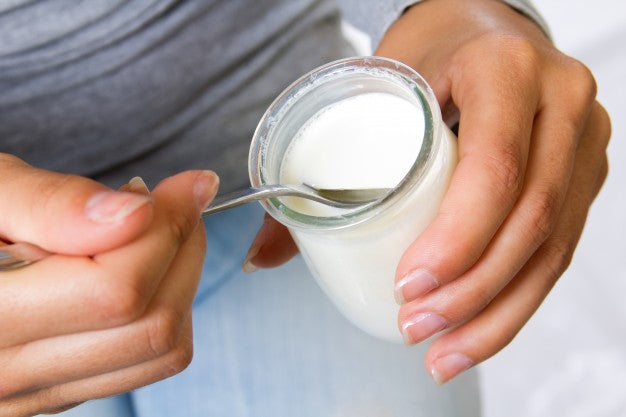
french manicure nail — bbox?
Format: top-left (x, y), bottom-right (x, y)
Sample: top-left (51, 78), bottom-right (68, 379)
top-left (193, 171), bottom-right (220, 210)
top-left (395, 269), bottom-right (439, 304)
top-left (242, 241), bottom-right (261, 273)
top-left (401, 312), bottom-right (447, 345)
top-left (430, 353), bottom-right (474, 385)
top-left (242, 257), bottom-right (259, 273)
top-left (242, 215), bottom-right (272, 273)
top-left (128, 176), bottom-right (149, 194)
top-left (86, 191), bottom-right (152, 224)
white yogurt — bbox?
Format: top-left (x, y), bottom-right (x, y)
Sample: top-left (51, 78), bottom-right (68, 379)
top-left (281, 92), bottom-right (424, 216)
top-left (250, 57), bottom-right (457, 342)
top-left (279, 93), bottom-right (457, 342)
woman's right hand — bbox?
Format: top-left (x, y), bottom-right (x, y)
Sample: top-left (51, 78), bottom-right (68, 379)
top-left (0, 154), bottom-right (218, 416)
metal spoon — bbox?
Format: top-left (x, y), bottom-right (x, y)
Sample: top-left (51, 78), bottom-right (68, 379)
top-left (0, 184), bottom-right (390, 271)
top-left (0, 241), bottom-right (51, 271)
top-left (203, 183), bottom-right (390, 215)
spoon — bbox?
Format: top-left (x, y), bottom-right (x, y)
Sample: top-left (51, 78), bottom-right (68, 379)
top-left (0, 240), bottom-right (51, 271)
top-left (0, 184), bottom-right (390, 271)
top-left (203, 183), bottom-right (391, 215)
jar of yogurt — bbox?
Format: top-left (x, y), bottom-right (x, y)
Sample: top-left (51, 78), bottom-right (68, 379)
top-left (249, 57), bottom-right (457, 343)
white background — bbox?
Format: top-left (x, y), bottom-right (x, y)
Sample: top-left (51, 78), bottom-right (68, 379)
top-left (343, 1), bottom-right (626, 415)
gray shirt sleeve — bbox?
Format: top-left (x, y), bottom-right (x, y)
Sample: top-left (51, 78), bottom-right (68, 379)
top-left (336, 0), bottom-right (550, 48)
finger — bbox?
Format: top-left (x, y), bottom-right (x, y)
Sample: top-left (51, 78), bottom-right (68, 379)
top-left (0, 171), bottom-right (217, 348)
top-left (92, 170), bottom-right (215, 309)
top-left (398, 72), bottom-right (594, 343)
top-left (394, 52), bottom-right (540, 303)
top-left (0, 154), bottom-right (153, 255)
top-left (423, 103), bottom-right (610, 384)
top-left (242, 214), bottom-right (298, 272)
top-left (0, 220), bottom-right (205, 398)
top-left (0, 314), bottom-right (194, 417)
top-left (41, 402), bottom-right (84, 414)
top-left (397, 56), bottom-right (600, 343)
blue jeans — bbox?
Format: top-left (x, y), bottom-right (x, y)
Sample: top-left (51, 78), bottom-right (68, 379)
top-left (59, 204), bottom-right (480, 417)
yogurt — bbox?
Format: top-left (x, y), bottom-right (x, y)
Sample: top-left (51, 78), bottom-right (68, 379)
top-left (249, 57), bottom-right (457, 342)
top-left (280, 92), bottom-right (424, 217)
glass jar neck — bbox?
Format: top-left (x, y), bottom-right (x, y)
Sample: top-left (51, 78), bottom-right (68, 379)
top-left (249, 57), bottom-right (443, 232)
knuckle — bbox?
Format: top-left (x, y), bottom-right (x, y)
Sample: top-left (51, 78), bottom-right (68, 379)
top-left (432, 239), bottom-right (478, 275)
top-left (165, 337), bottom-right (194, 376)
top-left (0, 355), bottom-right (26, 399)
top-left (90, 275), bottom-right (146, 327)
top-left (34, 385), bottom-right (64, 415)
top-left (493, 323), bottom-right (522, 353)
top-left (566, 58), bottom-right (598, 105)
top-left (0, 380), bottom-right (14, 401)
top-left (502, 36), bottom-right (540, 73)
top-left (524, 187), bottom-right (562, 244)
top-left (165, 208), bottom-right (198, 248)
top-left (466, 287), bottom-right (495, 316)
top-left (542, 239), bottom-right (575, 281)
top-left (458, 35), bottom-right (540, 86)
top-left (592, 102), bottom-right (612, 148)
top-left (482, 147), bottom-right (524, 199)
top-left (596, 156), bottom-right (609, 192)
top-left (30, 174), bottom-right (75, 216)
top-left (142, 309), bottom-right (184, 358)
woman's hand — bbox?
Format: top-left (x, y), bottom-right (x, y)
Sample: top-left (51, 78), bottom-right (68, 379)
top-left (248, 0), bottom-right (611, 384)
top-left (377, 0), bottom-right (610, 384)
top-left (0, 155), bottom-right (218, 416)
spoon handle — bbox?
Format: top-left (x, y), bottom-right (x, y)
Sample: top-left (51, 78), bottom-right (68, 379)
top-left (202, 184), bottom-right (376, 216)
top-left (202, 185), bottom-right (292, 216)
top-left (0, 241), bottom-right (51, 271)
top-left (0, 186), bottom-right (390, 271)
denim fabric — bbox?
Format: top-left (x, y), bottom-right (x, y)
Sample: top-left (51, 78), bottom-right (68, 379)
top-left (60, 204), bottom-right (480, 416)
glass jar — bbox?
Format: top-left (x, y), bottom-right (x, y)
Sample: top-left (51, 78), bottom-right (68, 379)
top-left (249, 57), bottom-right (457, 343)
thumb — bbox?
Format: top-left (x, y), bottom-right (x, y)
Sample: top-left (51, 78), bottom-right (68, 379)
top-left (0, 154), bottom-right (153, 255)
top-left (242, 214), bottom-right (299, 272)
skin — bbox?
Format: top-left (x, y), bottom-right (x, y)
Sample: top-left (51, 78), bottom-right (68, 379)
top-left (248, 0), bottom-right (611, 385)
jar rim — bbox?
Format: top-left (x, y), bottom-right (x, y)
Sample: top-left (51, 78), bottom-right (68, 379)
top-left (248, 56), bottom-right (443, 231)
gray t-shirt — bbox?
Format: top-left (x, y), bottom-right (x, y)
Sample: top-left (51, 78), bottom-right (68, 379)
top-left (0, 0), bottom-right (546, 191)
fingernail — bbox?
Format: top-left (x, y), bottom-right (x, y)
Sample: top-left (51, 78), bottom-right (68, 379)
top-left (128, 176), bottom-right (149, 194)
top-left (242, 237), bottom-right (262, 273)
top-left (242, 255), bottom-right (259, 273)
top-left (86, 191), bottom-right (152, 224)
top-left (430, 353), bottom-right (474, 385)
top-left (242, 216), bottom-right (270, 273)
top-left (193, 171), bottom-right (220, 210)
top-left (395, 269), bottom-right (439, 304)
top-left (401, 312), bottom-right (447, 345)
